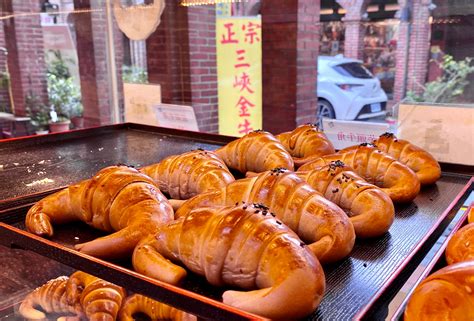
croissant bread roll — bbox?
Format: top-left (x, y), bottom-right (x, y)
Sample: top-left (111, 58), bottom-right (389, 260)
top-left (445, 222), bottom-right (474, 265)
top-left (19, 276), bottom-right (82, 320)
top-left (175, 168), bottom-right (355, 263)
top-left (66, 271), bottom-right (126, 321)
top-left (214, 130), bottom-right (294, 174)
top-left (25, 165), bottom-right (174, 259)
top-left (404, 260), bottom-right (474, 321)
top-left (298, 144), bottom-right (420, 203)
top-left (297, 161), bottom-right (394, 238)
top-left (133, 204), bottom-right (325, 320)
top-left (141, 149), bottom-right (235, 200)
top-left (276, 123), bottom-right (335, 167)
top-left (372, 132), bottom-right (441, 185)
top-left (119, 294), bottom-right (196, 321)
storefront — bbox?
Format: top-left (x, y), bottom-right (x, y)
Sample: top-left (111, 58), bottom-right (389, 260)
top-left (0, 1), bottom-right (473, 320)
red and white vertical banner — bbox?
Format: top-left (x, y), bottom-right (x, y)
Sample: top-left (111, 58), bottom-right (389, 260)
top-left (216, 16), bottom-right (262, 136)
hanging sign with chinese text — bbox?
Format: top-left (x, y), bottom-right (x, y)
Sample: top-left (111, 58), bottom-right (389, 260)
top-left (216, 16), bottom-right (262, 136)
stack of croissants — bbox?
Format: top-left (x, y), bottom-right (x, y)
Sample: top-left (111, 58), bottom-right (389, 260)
top-left (19, 271), bottom-right (196, 321)
top-left (23, 124), bottom-right (442, 320)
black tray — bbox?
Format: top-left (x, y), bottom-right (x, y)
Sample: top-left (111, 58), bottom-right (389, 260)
top-left (389, 196), bottom-right (474, 321)
top-left (0, 123), bottom-right (235, 210)
top-left (0, 124), bottom-right (473, 320)
top-left (1, 180), bottom-right (472, 320)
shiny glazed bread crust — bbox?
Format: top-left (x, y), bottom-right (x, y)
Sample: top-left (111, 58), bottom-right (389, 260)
top-left (141, 150), bottom-right (235, 200)
top-left (175, 169), bottom-right (355, 264)
top-left (66, 271), bottom-right (126, 321)
top-left (19, 276), bottom-right (81, 320)
top-left (132, 204), bottom-right (325, 320)
top-left (446, 222), bottom-right (474, 265)
top-left (404, 260), bottom-right (474, 321)
top-left (298, 145), bottom-right (420, 203)
top-left (373, 132), bottom-right (441, 185)
top-left (25, 165), bottom-right (174, 259)
top-left (214, 130), bottom-right (294, 174)
top-left (276, 124), bottom-right (335, 167)
top-left (297, 161), bottom-right (394, 238)
top-left (119, 294), bottom-right (197, 321)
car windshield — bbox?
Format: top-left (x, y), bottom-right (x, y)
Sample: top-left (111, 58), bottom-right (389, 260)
top-left (333, 62), bottom-right (373, 79)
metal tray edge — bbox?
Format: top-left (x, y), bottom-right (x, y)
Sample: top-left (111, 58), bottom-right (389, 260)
top-left (0, 223), bottom-right (264, 321)
top-left (353, 177), bottom-right (474, 320)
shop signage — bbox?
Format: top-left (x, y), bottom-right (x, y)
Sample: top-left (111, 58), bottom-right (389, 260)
top-left (322, 118), bottom-right (390, 150)
top-left (398, 103), bottom-right (474, 166)
top-left (124, 83), bottom-right (198, 131)
top-left (113, 0), bottom-right (165, 41)
top-left (42, 24), bottom-right (75, 50)
top-left (216, 16), bottom-right (262, 136)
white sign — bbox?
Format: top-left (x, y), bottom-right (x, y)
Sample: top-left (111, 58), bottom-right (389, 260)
top-left (398, 103), bottom-right (474, 166)
top-left (322, 118), bottom-right (390, 150)
top-left (154, 104), bottom-right (199, 131)
top-left (124, 83), bottom-right (198, 131)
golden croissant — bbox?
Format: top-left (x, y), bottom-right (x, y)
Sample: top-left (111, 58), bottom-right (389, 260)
top-left (66, 271), bottom-right (126, 321)
top-left (298, 144), bottom-right (420, 203)
top-left (446, 221), bottom-right (474, 265)
top-left (214, 130), bottom-right (294, 174)
top-left (404, 260), bottom-right (474, 321)
top-left (19, 276), bottom-right (82, 320)
top-left (175, 168), bottom-right (355, 263)
top-left (141, 149), bottom-right (235, 199)
top-left (297, 161), bottom-right (394, 238)
top-left (372, 132), bottom-right (441, 185)
top-left (119, 294), bottom-right (196, 321)
top-left (133, 204), bottom-right (326, 320)
top-left (25, 165), bottom-right (174, 259)
top-left (276, 123), bottom-right (335, 167)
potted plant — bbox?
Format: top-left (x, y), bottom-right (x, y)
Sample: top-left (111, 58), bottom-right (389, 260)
top-left (46, 51), bottom-right (83, 131)
top-left (48, 115), bottom-right (71, 133)
top-left (26, 94), bottom-right (50, 135)
top-left (70, 101), bottom-right (84, 129)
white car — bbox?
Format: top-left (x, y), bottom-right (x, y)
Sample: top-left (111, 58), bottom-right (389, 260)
top-left (317, 55), bottom-right (388, 125)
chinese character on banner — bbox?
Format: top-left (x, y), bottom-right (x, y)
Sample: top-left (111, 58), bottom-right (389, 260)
top-left (238, 119), bottom-right (253, 134)
top-left (236, 96), bottom-right (255, 117)
top-left (234, 49), bottom-right (250, 68)
top-left (233, 72), bottom-right (254, 94)
top-left (220, 23), bottom-right (238, 44)
top-left (242, 21), bottom-right (261, 44)
top-left (217, 17), bottom-right (262, 136)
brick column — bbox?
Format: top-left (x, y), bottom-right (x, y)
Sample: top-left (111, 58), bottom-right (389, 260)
top-left (146, 1), bottom-right (218, 133)
top-left (0, 21), bottom-right (11, 112)
top-left (2, 0), bottom-right (48, 116)
top-left (261, 0), bottom-right (320, 133)
top-left (393, 0), bottom-right (432, 102)
top-left (73, 0), bottom-right (124, 127)
top-left (337, 0), bottom-right (369, 60)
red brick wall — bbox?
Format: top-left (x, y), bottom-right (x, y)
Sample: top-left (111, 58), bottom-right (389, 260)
top-left (261, 0), bottom-right (320, 133)
top-left (2, 0), bottom-right (48, 116)
top-left (344, 21), bottom-right (365, 60)
top-left (147, 2), bottom-right (217, 133)
top-left (73, 0), bottom-right (124, 126)
top-left (393, 0), bottom-right (431, 102)
top-left (187, 5), bottom-right (218, 133)
top-left (406, 0), bottom-right (431, 95)
top-left (338, 0), bottom-right (369, 60)
top-left (0, 21), bottom-right (10, 113)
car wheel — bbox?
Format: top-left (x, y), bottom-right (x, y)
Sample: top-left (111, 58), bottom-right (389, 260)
top-left (316, 99), bottom-right (335, 128)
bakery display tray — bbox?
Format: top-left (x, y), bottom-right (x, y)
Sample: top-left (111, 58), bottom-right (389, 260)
top-left (1, 175), bottom-right (472, 321)
top-left (389, 197), bottom-right (474, 321)
top-left (0, 123), bottom-right (235, 210)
